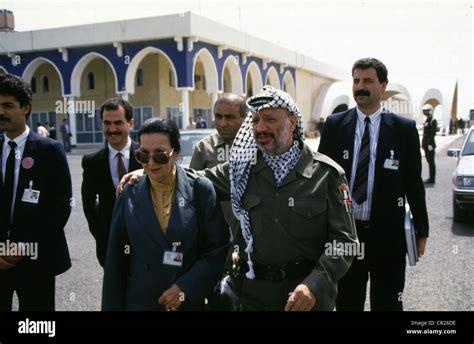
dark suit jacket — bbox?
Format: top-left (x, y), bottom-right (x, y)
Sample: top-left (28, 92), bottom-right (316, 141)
top-left (0, 132), bottom-right (72, 276)
top-left (81, 141), bottom-right (140, 267)
top-left (102, 165), bottom-right (230, 311)
top-left (422, 117), bottom-right (437, 149)
top-left (318, 108), bottom-right (429, 259)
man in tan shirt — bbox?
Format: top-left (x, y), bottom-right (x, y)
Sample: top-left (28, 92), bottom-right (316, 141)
top-left (190, 93), bottom-right (247, 238)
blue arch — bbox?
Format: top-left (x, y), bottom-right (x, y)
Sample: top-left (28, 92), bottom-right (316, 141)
top-left (0, 38), bottom-right (297, 95)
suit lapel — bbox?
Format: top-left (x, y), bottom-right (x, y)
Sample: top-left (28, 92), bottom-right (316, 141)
top-left (133, 177), bottom-right (171, 250)
top-left (165, 166), bottom-right (194, 244)
top-left (373, 111), bottom-right (397, 192)
top-left (129, 141), bottom-right (141, 172)
top-left (99, 146), bottom-right (115, 192)
top-left (341, 108), bottom-right (357, 182)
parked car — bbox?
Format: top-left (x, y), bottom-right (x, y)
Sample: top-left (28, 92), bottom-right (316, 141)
top-left (178, 129), bottom-right (217, 168)
top-left (447, 126), bottom-right (474, 222)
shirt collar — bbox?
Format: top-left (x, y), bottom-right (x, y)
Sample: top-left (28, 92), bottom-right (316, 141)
top-left (215, 133), bottom-right (228, 147)
top-left (4, 126), bottom-right (30, 148)
top-left (356, 106), bottom-right (383, 123)
top-left (108, 137), bottom-right (132, 159)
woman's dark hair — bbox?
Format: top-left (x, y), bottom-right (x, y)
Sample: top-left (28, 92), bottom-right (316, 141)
top-left (352, 58), bottom-right (388, 83)
top-left (138, 117), bottom-right (181, 152)
top-left (0, 73), bottom-right (33, 119)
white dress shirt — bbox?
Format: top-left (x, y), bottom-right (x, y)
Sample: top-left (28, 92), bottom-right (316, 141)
top-left (349, 107), bottom-right (383, 221)
top-left (2, 126), bottom-right (30, 219)
top-left (108, 137), bottom-right (131, 187)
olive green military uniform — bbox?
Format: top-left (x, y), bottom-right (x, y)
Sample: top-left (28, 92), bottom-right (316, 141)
top-left (190, 133), bottom-right (240, 239)
top-left (195, 143), bottom-right (358, 311)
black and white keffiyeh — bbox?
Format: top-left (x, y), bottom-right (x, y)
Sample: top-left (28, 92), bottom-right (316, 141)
top-left (229, 85), bottom-right (304, 279)
top-left (262, 140), bottom-right (301, 186)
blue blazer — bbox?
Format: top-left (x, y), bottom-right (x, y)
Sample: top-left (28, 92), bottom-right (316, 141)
top-left (318, 108), bottom-right (429, 258)
top-left (0, 132), bottom-right (72, 276)
top-left (102, 165), bottom-right (230, 311)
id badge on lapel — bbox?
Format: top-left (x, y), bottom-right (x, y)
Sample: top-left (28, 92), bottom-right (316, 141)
top-left (21, 181), bottom-right (40, 204)
top-left (163, 241), bottom-right (183, 267)
top-left (383, 150), bottom-right (399, 171)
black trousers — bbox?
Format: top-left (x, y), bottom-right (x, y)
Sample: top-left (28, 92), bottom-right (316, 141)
top-left (424, 147), bottom-right (436, 182)
top-left (336, 222), bottom-right (406, 311)
top-left (0, 268), bottom-right (56, 311)
top-left (240, 277), bottom-right (301, 311)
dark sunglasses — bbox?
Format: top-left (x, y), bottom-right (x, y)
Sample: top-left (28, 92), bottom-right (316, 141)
top-left (134, 149), bottom-right (174, 165)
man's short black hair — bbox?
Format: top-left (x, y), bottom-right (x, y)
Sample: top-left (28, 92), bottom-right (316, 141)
top-left (214, 93), bottom-right (248, 118)
top-left (138, 117), bottom-right (181, 153)
top-left (0, 73), bottom-right (33, 119)
top-left (100, 98), bottom-right (134, 122)
top-left (352, 58), bottom-right (388, 83)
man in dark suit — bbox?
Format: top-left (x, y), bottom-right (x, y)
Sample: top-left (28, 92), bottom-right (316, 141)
top-left (318, 58), bottom-right (429, 311)
top-left (421, 104), bottom-right (437, 184)
top-left (0, 73), bottom-right (72, 311)
top-left (195, 114), bottom-right (208, 129)
top-left (60, 118), bottom-right (72, 152)
top-left (81, 98), bottom-right (140, 267)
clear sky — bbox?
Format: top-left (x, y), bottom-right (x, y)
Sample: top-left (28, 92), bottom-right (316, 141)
top-left (1, 0), bottom-right (472, 119)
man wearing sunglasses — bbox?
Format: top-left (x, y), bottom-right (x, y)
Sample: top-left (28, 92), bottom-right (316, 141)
top-left (81, 98), bottom-right (141, 267)
top-left (103, 118), bottom-right (229, 311)
top-left (118, 86), bottom-right (358, 311)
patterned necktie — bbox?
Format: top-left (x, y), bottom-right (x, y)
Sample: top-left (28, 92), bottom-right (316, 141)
top-left (352, 117), bottom-right (371, 204)
top-left (117, 152), bottom-right (126, 184)
top-left (1, 141), bottom-right (18, 228)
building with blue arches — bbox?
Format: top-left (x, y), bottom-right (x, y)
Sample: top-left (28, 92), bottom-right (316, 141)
top-left (0, 12), bottom-right (345, 144)
top-left (1, 11), bottom-right (457, 144)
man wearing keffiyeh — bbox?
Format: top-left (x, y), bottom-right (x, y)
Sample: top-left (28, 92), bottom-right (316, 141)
top-left (119, 85), bottom-right (358, 311)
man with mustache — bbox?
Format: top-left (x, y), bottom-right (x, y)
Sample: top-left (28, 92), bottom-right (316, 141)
top-left (81, 98), bottom-right (140, 267)
top-left (318, 58), bottom-right (429, 310)
top-left (0, 73), bottom-right (72, 310)
top-left (119, 86), bottom-right (358, 311)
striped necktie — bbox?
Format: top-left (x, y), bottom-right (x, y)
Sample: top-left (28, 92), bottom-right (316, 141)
top-left (352, 117), bottom-right (371, 204)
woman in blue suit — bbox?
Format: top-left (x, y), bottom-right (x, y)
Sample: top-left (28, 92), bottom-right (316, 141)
top-left (102, 118), bottom-right (230, 311)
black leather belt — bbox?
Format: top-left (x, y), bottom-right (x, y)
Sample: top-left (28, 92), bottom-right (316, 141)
top-left (355, 220), bottom-right (370, 229)
top-left (249, 261), bottom-right (313, 282)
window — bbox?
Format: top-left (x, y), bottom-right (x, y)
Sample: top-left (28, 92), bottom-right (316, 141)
top-left (136, 68), bottom-right (144, 87)
top-left (87, 72), bottom-right (95, 90)
top-left (194, 74), bottom-right (206, 90)
top-left (194, 75), bottom-right (202, 90)
top-left (166, 107), bottom-right (181, 129)
top-left (76, 109), bottom-right (103, 144)
top-left (42, 76), bottom-right (49, 93)
top-left (28, 112), bottom-right (56, 132)
top-left (130, 106), bottom-right (154, 140)
top-left (31, 77), bottom-right (37, 93)
top-left (192, 108), bottom-right (213, 128)
top-left (169, 68), bottom-right (175, 87)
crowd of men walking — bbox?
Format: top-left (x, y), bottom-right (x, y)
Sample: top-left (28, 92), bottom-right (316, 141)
top-left (1, 58), bottom-right (434, 312)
